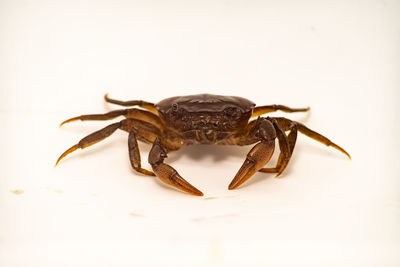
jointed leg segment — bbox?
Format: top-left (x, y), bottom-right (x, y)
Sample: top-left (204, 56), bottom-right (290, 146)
top-left (252, 104), bottom-right (310, 118)
top-left (128, 130), bottom-right (155, 176)
top-left (105, 93), bottom-right (158, 114)
top-left (273, 117), bottom-right (350, 159)
top-left (259, 123), bottom-right (298, 175)
top-left (56, 119), bottom-right (160, 177)
top-left (55, 122), bottom-right (122, 166)
top-left (60, 109), bottom-right (128, 126)
top-left (60, 108), bottom-right (162, 129)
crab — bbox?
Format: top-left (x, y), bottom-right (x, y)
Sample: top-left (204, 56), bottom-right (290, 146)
top-left (56, 93), bottom-right (350, 196)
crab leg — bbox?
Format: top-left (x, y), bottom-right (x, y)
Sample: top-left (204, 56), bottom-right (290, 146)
top-left (229, 118), bottom-right (286, 189)
top-left (270, 119), bottom-right (292, 177)
top-left (251, 104), bottom-right (309, 118)
top-left (273, 117), bottom-right (351, 159)
top-left (55, 119), bottom-right (161, 176)
top-left (60, 108), bottom-right (162, 129)
top-left (105, 93), bottom-right (158, 114)
top-left (148, 139), bottom-right (203, 196)
top-left (60, 109), bottom-right (128, 126)
top-left (55, 122), bottom-right (122, 166)
top-left (259, 123), bottom-right (298, 176)
top-left (127, 131), bottom-right (155, 176)
top-left (121, 118), bottom-right (162, 176)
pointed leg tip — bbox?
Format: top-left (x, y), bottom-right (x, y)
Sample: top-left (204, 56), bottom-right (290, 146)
top-left (330, 143), bottom-right (351, 160)
top-left (341, 149), bottom-right (351, 160)
top-left (59, 118), bottom-right (76, 127)
top-left (339, 147), bottom-right (351, 160)
top-left (54, 156), bottom-right (63, 167)
top-left (55, 158), bottom-right (62, 167)
top-left (275, 167), bottom-right (286, 178)
top-left (55, 145), bottom-right (79, 167)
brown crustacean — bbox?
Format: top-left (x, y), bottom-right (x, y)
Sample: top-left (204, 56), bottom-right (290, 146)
top-left (56, 94), bottom-right (350, 196)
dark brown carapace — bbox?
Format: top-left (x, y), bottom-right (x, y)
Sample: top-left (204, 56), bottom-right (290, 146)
top-left (56, 93), bottom-right (350, 196)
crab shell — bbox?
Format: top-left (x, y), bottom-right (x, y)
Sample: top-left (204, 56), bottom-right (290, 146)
top-left (156, 94), bottom-right (256, 136)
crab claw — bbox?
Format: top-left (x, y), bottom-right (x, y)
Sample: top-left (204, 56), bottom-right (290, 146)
top-left (153, 163), bottom-right (203, 196)
top-left (149, 138), bottom-right (203, 196)
top-left (229, 140), bottom-right (275, 190)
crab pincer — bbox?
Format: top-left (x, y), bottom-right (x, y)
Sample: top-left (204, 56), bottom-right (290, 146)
top-left (229, 139), bottom-right (275, 189)
top-left (148, 139), bottom-right (203, 196)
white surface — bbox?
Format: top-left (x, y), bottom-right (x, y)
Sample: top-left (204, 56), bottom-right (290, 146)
top-left (1, 0), bottom-right (399, 266)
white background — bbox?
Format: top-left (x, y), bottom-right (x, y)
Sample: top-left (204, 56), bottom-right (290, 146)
top-left (1, 0), bottom-right (399, 266)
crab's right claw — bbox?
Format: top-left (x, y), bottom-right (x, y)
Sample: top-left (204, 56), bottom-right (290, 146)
top-left (229, 140), bottom-right (275, 190)
top-left (152, 163), bottom-right (203, 196)
top-left (149, 138), bottom-right (203, 196)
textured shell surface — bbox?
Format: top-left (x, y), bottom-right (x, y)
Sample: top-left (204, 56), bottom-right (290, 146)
top-left (156, 94), bottom-right (255, 113)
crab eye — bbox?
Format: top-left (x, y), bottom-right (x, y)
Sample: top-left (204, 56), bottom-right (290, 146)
top-left (171, 103), bottom-right (179, 112)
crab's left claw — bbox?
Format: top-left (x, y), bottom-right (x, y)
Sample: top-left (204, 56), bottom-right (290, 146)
top-left (229, 140), bottom-right (275, 190)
